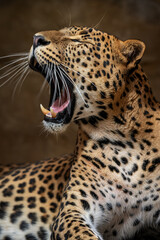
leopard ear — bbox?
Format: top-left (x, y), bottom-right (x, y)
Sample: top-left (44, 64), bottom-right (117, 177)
top-left (119, 39), bottom-right (145, 69)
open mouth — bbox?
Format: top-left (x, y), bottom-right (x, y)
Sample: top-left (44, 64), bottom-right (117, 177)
top-left (29, 56), bottom-right (75, 124)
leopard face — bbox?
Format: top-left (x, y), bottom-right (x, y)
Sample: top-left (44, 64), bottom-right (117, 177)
top-left (28, 26), bottom-right (145, 133)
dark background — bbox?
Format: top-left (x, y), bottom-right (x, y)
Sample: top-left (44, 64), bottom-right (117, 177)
top-left (0, 0), bottom-right (160, 164)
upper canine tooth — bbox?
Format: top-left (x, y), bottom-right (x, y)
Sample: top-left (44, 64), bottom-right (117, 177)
top-left (40, 104), bottom-right (50, 115)
top-left (50, 107), bottom-right (57, 118)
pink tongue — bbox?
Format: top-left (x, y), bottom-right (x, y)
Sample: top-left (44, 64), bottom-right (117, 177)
top-left (51, 93), bottom-right (70, 113)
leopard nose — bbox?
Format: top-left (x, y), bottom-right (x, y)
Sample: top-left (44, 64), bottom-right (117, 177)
top-left (33, 35), bottom-right (50, 49)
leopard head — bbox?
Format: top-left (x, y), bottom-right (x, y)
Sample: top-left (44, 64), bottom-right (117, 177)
top-left (28, 26), bottom-right (145, 133)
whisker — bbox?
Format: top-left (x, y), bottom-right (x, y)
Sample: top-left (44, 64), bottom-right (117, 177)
top-left (57, 66), bottom-right (70, 102)
top-left (44, 62), bottom-right (50, 82)
top-left (59, 65), bottom-right (85, 104)
top-left (12, 65), bottom-right (30, 100)
top-left (17, 68), bottom-right (30, 94)
top-left (57, 66), bottom-right (71, 113)
top-left (60, 61), bottom-right (99, 98)
top-left (51, 65), bottom-right (58, 103)
top-left (60, 61), bottom-right (95, 86)
top-left (92, 13), bottom-right (106, 29)
top-left (0, 61), bottom-right (28, 80)
top-left (67, 8), bottom-right (72, 27)
top-left (0, 53), bottom-right (28, 59)
top-left (54, 64), bottom-right (62, 106)
top-left (36, 63), bottom-right (50, 100)
top-left (0, 56), bottom-right (28, 72)
top-left (37, 75), bottom-right (48, 100)
top-left (51, 64), bottom-right (57, 105)
top-left (0, 62), bottom-right (28, 88)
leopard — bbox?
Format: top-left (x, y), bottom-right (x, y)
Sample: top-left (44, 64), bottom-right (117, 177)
top-left (0, 26), bottom-right (160, 240)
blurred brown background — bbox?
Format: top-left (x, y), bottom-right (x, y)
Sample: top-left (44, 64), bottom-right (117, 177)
top-left (0, 0), bottom-right (160, 164)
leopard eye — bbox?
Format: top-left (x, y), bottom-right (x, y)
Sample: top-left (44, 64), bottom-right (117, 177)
top-left (79, 30), bottom-right (88, 35)
top-left (71, 39), bottom-right (81, 42)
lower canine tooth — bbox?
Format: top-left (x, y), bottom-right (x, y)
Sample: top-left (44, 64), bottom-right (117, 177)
top-left (46, 113), bottom-right (52, 118)
top-left (50, 107), bottom-right (57, 118)
top-left (40, 104), bottom-right (50, 115)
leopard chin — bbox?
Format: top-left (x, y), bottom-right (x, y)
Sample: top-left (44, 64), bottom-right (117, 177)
top-left (42, 120), bottom-right (69, 134)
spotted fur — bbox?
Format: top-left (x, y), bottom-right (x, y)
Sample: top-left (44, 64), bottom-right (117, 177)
top-left (0, 26), bottom-right (160, 240)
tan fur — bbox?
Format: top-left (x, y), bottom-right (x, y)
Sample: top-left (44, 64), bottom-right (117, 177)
top-left (0, 26), bottom-right (160, 240)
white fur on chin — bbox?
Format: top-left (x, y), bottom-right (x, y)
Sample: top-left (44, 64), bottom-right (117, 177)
top-left (43, 120), bottom-right (68, 134)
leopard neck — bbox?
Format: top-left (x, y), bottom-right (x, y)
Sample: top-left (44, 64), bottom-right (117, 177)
top-left (78, 65), bottom-right (160, 140)
top-left (74, 65), bottom-right (160, 183)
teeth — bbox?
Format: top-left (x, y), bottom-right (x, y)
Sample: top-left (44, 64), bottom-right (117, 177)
top-left (40, 104), bottom-right (57, 118)
top-left (50, 107), bottom-right (57, 118)
top-left (40, 104), bottom-right (50, 115)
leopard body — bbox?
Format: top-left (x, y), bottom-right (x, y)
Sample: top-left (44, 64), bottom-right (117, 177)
top-left (0, 26), bottom-right (160, 240)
